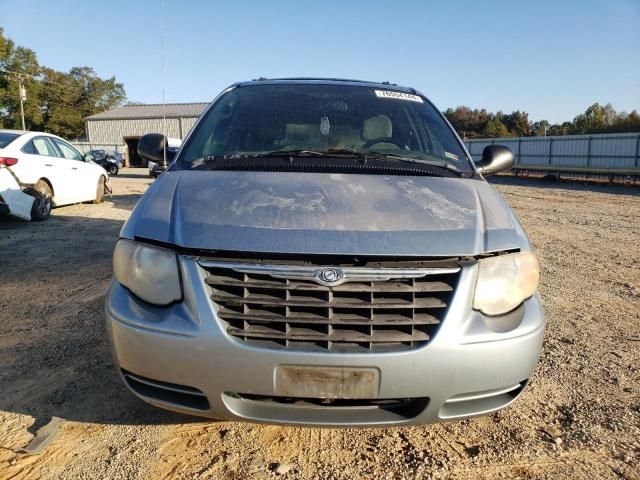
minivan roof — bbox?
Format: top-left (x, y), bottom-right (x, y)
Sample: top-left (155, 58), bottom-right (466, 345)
top-left (235, 77), bottom-right (421, 95)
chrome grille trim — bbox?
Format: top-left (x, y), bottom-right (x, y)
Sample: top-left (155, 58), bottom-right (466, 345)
top-left (199, 260), bottom-right (461, 353)
top-left (198, 260), bottom-right (460, 287)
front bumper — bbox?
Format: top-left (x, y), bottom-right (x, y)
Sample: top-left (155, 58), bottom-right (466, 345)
top-left (105, 257), bottom-right (545, 426)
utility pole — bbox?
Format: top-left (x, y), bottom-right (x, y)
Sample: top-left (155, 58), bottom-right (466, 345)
top-left (18, 75), bottom-right (27, 130)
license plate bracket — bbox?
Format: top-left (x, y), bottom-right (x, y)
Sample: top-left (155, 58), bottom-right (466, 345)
top-left (275, 366), bottom-right (379, 399)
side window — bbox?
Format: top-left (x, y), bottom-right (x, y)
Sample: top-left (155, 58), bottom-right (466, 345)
top-left (31, 137), bottom-right (60, 157)
top-left (22, 140), bottom-right (37, 154)
top-left (52, 139), bottom-right (83, 161)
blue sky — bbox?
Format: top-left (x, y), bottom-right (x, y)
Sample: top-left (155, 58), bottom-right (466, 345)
top-left (1, 0), bottom-right (639, 123)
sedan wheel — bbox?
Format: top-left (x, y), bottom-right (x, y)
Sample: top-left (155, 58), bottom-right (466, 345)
top-left (29, 181), bottom-right (53, 221)
top-left (93, 176), bottom-right (106, 204)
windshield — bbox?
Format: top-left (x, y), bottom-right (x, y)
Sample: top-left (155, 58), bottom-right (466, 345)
top-left (178, 84), bottom-right (472, 171)
top-left (0, 132), bottom-right (21, 149)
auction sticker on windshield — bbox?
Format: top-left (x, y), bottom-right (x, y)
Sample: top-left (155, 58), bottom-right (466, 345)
top-left (374, 90), bottom-right (424, 103)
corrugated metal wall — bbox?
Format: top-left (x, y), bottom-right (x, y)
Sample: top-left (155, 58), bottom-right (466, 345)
top-left (465, 133), bottom-right (640, 171)
top-left (85, 116), bottom-right (199, 144)
top-left (180, 117), bottom-right (199, 135)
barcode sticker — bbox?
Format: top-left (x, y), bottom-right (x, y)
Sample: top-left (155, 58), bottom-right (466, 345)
top-left (374, 90), bottom-right (424, 103)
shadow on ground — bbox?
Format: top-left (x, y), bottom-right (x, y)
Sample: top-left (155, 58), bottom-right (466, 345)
top-left (108, 193), bottom-right (146, 210)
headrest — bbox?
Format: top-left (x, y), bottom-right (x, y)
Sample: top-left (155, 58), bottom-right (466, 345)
top-left (362, 115), bottom-right (392, 141)
top-left (286, 124), bottom-right (313, 139)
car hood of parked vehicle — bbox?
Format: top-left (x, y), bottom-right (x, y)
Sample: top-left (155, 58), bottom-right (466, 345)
top-left (121, 170), bottom-right (530, 256)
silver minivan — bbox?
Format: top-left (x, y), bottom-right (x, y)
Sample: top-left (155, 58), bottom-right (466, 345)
top-left (105, 78), bottom-right (544, 426)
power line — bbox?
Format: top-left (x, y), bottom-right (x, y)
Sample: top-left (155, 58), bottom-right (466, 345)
top-left (0, 68), bottom-right (39, 78)
top-left (2, 74), bottom-right (116, 116)
top-left (1, 69), bottom-right (110, 97)
top-left (1, 88), bottom-right (110, 116)
top-left (39, 97), bottom-right (98, 114)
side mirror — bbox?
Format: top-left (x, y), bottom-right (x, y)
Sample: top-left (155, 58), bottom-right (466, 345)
top-left (138, 133), bottom-right (176, 166)
top-left (83, 153), bottom-right (93, 162)
top-left (475, 145), bottom-right (514, 176)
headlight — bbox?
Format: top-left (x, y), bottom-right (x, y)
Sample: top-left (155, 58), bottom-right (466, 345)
top-left (473, 252), bottom-right (539, 316)
top-left (113, 239), bottom-right (182, 306)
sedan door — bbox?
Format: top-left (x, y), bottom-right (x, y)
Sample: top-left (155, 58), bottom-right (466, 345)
top-left (51, 138), bottom-right (100, 202)
top-left (16, 136), bottom-right (77, 206)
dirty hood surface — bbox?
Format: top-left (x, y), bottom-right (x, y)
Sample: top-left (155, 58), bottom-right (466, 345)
top-left (123, 171), bottom-right (528, 256)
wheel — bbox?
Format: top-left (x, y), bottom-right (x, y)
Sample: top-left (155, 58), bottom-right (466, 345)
top-left (108, 164), bottom-right (118, 175)
top-left (93, 176), bottom-right (106, 204)
top-left (27, 180), bottom-right (53, 221)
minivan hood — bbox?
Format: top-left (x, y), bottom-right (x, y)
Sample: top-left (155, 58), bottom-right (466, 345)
top-left (122, 171), bottom-right (529, 256)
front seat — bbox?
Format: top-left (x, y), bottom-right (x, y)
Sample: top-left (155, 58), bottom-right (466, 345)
top-left (362, 114), bottom-right (393, 143)
top-left (283, 123), bottom-right (323, 149)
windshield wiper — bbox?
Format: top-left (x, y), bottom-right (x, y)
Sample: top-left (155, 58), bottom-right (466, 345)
top-left (190, 149), bottom-right (371, 168)
top-left (235, 149), bottom-right (326, 158)
top-left (189, 149), bottom-right (466, 176)
top-left (328, 149), bottom-right (465, 175)
top-left (236, 148), bottom-right (380, 159)
top-left (364, 152), bottom-right (465, 176)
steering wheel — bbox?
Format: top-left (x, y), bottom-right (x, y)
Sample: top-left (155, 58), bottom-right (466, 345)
top-left (361, 137), bottom-right (405, 149)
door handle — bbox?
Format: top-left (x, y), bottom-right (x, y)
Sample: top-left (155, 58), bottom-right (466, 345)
top-left (72, 167), bottom-right (78, 170)
top-left (45, 164), bottom-right (53, 167)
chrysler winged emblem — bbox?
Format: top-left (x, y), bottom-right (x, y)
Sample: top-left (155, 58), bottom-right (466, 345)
top-left (316, 268), bottom-right (343, 285)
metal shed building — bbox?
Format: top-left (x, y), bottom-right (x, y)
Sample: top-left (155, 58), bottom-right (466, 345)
top-left (83, 102), bottom-right (208, 166)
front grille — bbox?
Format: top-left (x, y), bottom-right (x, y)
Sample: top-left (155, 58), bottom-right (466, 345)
top-left (201, 260), bottom-right (461, 353)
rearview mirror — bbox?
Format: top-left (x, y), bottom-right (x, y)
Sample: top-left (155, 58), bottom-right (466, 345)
top-left (83, 153), bottom-right (93, 162)
top-left (138, 133), bottom-right (176, 166)
top-left (475, 145), bottom-right (514, 176)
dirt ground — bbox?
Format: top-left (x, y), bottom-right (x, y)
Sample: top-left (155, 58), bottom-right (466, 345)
top-left (0, 169), bottom-right (638, 479)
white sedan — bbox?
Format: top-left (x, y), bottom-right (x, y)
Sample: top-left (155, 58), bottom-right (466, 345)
top-left (0, 129), bottom-right (110, 221)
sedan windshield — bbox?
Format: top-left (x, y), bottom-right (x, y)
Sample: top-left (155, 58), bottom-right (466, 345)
top-left (179, 83), bottom-right (472, 171)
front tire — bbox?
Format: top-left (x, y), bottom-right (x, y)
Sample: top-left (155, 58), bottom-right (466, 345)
top-left (108, 164), bottom-right (118, 175)
top-left (28, 181), bottom-right (53, 221)
top-left (93, 176), bottom-right (106, 204)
